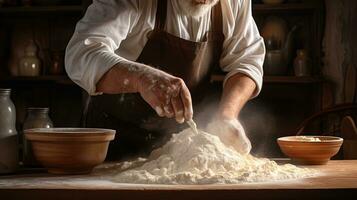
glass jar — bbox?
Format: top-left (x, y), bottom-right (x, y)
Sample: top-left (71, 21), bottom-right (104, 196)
top-left (0, 89), bottom-right (18, 174)
top-left (23, 107), bottom-right (53, 167)
top-left (294, 49), bottom-right (311, 77)
top-left (18, 40), bottom-right (41, 77)
top-left (49, 50), bottom-right (64, 75)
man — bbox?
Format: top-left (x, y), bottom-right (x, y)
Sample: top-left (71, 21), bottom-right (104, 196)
top-left (65, 0), bottom-right (265, 160)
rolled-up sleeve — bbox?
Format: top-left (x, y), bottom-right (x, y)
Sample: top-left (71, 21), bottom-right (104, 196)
top-left (220, 0), bottom-right (265, 98)
top-left (65, 0), bottom-right (139, 95)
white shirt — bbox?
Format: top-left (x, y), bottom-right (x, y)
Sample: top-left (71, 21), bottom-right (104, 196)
top-left (65, 0), bottom-right (265, 96)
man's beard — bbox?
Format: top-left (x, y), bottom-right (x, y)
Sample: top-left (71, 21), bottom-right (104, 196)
top-left (177, 0), bottom-right (219, 18)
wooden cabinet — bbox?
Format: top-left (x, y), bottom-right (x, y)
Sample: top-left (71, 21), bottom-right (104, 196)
top-left (0, 2), bottom-right (87, 130)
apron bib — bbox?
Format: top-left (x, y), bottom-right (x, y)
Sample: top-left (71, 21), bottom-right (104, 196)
top-left (85, 0), bottom-right (224, 160)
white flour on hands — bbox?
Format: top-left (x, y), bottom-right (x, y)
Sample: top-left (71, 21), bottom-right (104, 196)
top-left (111, 128), bottom-right (315, 184)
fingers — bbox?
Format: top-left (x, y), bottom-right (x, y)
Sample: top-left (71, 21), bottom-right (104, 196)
top-left (141, 75), bottom-right (192, 121)
top-left (150, 102), bottom-right (174, 118)
top-left (154, 105), bottom-right (165, 117)
top-left (228, 120), bottom-right (251, 154)
top-left (178, 81), bottom-right (193, 121)
top-left (163, 104), bottom-right (175, 118)
top-left (146, 97), bottom-right (165, 117)
top-left (207, 119), bottom-right (252, 155)
top-left (169, 78), bottom-right (192, 122)
top-left (148, 82), bottom-right (175, 118)
top-left (233, 136), bottom-right (251, 155)
top-left (242, 139), bottom-right (252, 154)
top-left (171, 92), bottom-right (185, 123)
top-left (144, 92), bottom-right (173, 118)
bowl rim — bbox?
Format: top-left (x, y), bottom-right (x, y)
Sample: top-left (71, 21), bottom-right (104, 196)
top-left (24, 128), bottom-right (116, 142)
top-left (277, 135), bottom-right (343, 143)
top-left (24, 128), bottom-right (116, 134)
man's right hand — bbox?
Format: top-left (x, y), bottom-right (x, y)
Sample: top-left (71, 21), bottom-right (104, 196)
top-left (136, 66), bottom-right (193, 123)
top-left (97, 62), bottom-right (193, 123)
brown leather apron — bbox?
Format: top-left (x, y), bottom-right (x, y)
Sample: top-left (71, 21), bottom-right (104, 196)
top-left (85, 0), bottom-right (224, 161)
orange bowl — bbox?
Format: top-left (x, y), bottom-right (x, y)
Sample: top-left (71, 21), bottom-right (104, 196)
top-left (25, 128), bottom-right (116, 174)
top-left (277, 136), bottom-right (343, 165)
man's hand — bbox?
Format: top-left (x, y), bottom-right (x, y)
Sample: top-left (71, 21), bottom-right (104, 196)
top-left (207, 118), bottom-right (251, 154)
top-left (137, 66), bottom-right (193, 123)
top-left (96, 62), bottom-right (193, 123)
top-left (206, 73), bottom-right (256, 154)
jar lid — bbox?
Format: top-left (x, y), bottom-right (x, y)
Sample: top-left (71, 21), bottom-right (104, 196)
top-left (26, 107), bottom-right (50, 113)
top-left (0, 88), bottom-right (11, 95)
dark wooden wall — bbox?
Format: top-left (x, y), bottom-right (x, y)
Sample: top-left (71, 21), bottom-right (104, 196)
top-left (323, 0), bottom-right (357, 105)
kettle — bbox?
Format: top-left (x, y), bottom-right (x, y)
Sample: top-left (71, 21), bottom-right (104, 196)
top-left (263, 22), bottom-right (299, 76)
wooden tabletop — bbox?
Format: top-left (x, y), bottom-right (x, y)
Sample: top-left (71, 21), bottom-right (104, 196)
top-left (1, 160), bottom-right (357, 200)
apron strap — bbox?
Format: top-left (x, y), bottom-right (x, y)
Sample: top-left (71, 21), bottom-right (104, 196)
top-left (211, 1), bottom-right (223, 36)
top-left (210, 1), bottom-right (224, 71)
top-left (155, 0), bottom-right (168, 30)
top-left (155, 0), bottom-right (223, 36)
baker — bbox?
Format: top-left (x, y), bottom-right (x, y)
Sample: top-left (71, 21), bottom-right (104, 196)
top-left (65, 0), bottom-right (265, 160)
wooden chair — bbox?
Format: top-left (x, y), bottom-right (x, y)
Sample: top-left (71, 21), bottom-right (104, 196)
top-left (341, 116), bottom-right (357, 159)
top-left (294, 104), bottom-right (357, 159)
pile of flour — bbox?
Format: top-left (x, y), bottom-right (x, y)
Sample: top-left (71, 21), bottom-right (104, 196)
top-left (111, 128), bottom-right (314, 184)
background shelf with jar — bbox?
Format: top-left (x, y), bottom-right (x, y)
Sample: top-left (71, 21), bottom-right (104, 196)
top-left (211, 0), bottom-right (326, 157)
top-left (252, 0), bottom-right (325, 157)
top-left (0, 0), bottom-right (89, 134)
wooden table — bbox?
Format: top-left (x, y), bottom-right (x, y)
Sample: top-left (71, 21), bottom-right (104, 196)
top-left (1, 160), bottom-right (357, 200)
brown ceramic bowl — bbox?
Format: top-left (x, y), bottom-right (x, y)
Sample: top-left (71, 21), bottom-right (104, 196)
top-left (25, 128), bottom-right (116, 175)
top-left (277, 136), bottom-right (343, 165)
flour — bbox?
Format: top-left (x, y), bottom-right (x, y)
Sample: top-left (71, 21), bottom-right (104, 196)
top-left (123, 79), bottom-right (130, 85)
top-left (155, 106), bottom-right (164, 116)
top-left (187, 119), bottom-right (199, 134)
top-left (111, 128), bottom-right (315, 185)
top-left (295, 136), bottom-right (321, 142)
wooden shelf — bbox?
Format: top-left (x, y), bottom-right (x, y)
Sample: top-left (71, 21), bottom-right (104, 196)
top-left (0, 75), bottom-right (75, 85)
top-left (0, 5), bottom-right (83, 15)
top-left (263, 76), bottom-right (323, 83)
top-left (211, 74), bottom-right (323, 84)
top-left (253, 3), bottom-right (319, 13)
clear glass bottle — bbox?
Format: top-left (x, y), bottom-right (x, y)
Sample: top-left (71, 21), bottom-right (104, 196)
top-left (0, 89), bottom-right (18, 174)
top-left (23, 107), bottom-right (53, 167)
top-left (294, 49), bottom-right (311, 77)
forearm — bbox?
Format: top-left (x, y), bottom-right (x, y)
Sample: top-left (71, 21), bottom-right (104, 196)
top-left (217, 73), bottom-right (256, 119)
top-left (96, 60), bottom-right (146, 94)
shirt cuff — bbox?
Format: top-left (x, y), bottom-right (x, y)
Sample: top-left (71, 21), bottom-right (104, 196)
top-left (87, 52), bottom-right (123, 96)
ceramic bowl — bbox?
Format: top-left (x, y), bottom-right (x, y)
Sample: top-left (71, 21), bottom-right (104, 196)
top-left (25, 128), bottom-right (116, 174)
top-left (277, 136), bottom-right (343, 165)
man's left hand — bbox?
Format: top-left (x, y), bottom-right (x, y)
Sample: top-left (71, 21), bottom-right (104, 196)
top-left (207, 118), bottom-right (251, 155)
